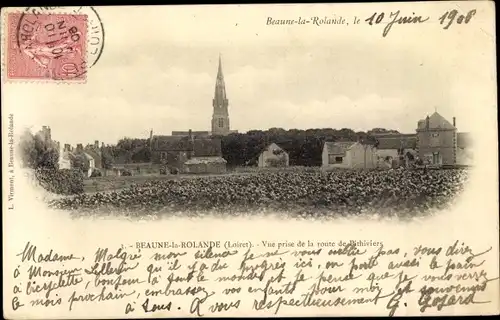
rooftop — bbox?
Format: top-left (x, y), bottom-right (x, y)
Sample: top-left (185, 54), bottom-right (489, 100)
top-left (376, 135), bottom-right (417, 150)
top-left (324, 141), bottom-right (357, 155)
top-left (417, 112), bottom-right (455, 130)
top-left (151, 135), bottom-right (222, 156)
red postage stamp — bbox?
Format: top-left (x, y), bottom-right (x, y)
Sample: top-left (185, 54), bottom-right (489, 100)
top-left (6, 12), bottom-right (87, 81)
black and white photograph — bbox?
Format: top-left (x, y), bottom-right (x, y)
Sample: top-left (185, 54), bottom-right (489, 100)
top-left (12, 16), bottom-right (475, 220)
top-left (2, 3), bottom-right (498, 319)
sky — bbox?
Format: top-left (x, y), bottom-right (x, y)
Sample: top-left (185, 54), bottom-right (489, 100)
top-left (4, 3), bottom-right (496, 146)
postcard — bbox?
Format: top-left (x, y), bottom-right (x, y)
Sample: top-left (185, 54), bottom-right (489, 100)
top-left (1, 2), bottom-right (498, 318)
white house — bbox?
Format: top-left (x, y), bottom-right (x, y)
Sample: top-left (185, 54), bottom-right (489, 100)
top-left (83, 153), bottom-right (95, 177)
top-left (258, 143), bottom-right (290, 168)
top-left (322, 141), bottom-right (377, 169)
top-left (58, 148), bottom-right (72, 170)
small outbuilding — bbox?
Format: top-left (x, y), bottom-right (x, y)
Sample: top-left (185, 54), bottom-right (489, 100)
top-left (258, 143), bottom-right (290, 168)
top-left (322, 141), bottom-right (377, 169)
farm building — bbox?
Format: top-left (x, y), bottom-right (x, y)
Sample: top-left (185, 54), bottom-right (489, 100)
top-left (258, 143), bottom-right (290, 168)
top-left (150, 131), bottom-right (226, 173)
top-left (322, 141), bottom-right (377, 169)
top-left (184, 157), bottom-right (227, 174)
top-left (374, 134), bottom-right (417, 168)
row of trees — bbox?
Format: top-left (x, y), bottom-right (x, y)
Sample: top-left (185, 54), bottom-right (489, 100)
top-left (220, 128), bottom-right (378, 167)
top-left (110, 128), bottom-right (382, 167)
top-left (107, 138), bottom-right (151, 164)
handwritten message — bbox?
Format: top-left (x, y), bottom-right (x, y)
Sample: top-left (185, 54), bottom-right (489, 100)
top-left (8, 239), bottom-right (498, 317)
top-left (364, 9), bottom-right (477, 37)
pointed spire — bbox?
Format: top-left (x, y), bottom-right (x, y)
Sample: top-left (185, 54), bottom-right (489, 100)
top-left (214, 54), bottom-right (226, 101)
top-left (217, 53), bottom-right (223, 80)
top-left (212, 54), bottom-right (230, 135)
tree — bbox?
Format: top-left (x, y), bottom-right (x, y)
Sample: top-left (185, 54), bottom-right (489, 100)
top-left (131, 146), bottom-right (151, 163)
top-left (18, 128), bottom-right (59, 169)
top-left (101, 147), bottom-right (114, 170)
top-left (71, 154), bottom-right (89, 173)
top-left (266, 157), bottom-right (287, 167)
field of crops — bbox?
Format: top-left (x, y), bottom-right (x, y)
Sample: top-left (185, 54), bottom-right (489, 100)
top-left (48, 168), bottom-right (469, 219)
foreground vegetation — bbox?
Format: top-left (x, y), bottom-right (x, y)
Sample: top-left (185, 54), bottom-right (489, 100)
top-left (48, 168), bottom-right (469, 218)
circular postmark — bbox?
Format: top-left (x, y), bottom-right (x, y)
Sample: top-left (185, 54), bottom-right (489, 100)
top-left (15, 6), bottom-right (104, 81)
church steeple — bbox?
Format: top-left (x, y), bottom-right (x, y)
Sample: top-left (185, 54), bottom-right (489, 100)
top-left (214, 54), bottom-right (227, 104)
top-left (212, 54), bottom-right (230, 135)
top-left (217, 54), bottom-right (224, 80)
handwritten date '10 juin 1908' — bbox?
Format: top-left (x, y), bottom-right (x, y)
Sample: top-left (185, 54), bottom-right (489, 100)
top-left (365, 9), bottom-right (477, 37)
top-left (7, 239), bottom-right (499, 317)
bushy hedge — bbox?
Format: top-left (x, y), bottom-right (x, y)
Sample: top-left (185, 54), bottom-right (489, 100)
top-left (90, 169), bottom-right (103, 177)
top-left (35, 168), bottom-right (84, 195)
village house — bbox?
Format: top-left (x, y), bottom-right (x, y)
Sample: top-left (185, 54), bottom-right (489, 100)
top-left (416, 112), bottom-right (458, 166)
top-left (73, 144), bottom-right (96, 177)
top-left (58, 144), bottom-right (73, 170)
top-left (258, 143), bottom-right (290, 168)
top-left (322, 141), bottom-right (377, 169)
top-left (59, 143), bottom-right (97, 177)
top-left (84, 140), bottom-right (103, 169)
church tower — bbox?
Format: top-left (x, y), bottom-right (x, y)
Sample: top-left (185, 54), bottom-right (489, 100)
top-left (211, 55), bottom-right (231, 136)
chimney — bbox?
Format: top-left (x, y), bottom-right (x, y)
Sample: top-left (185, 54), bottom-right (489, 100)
top-left (94, 140), bottom-right (99, 149)
top-left (453, 117), bottom-right (456, 127)
top-left (425, 116), bottom-right (430, 130)
top-left (77, 143), bottom-right (83, 152)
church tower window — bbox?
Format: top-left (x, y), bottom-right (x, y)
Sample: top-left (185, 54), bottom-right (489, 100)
top-left (218, 118), bottom-right (224, 128)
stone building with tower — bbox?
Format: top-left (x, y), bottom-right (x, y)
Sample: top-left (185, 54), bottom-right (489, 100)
top-left (370, 112), bottom-right (472, 168)
top-left (416, 112), bottom-right (458, 166)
